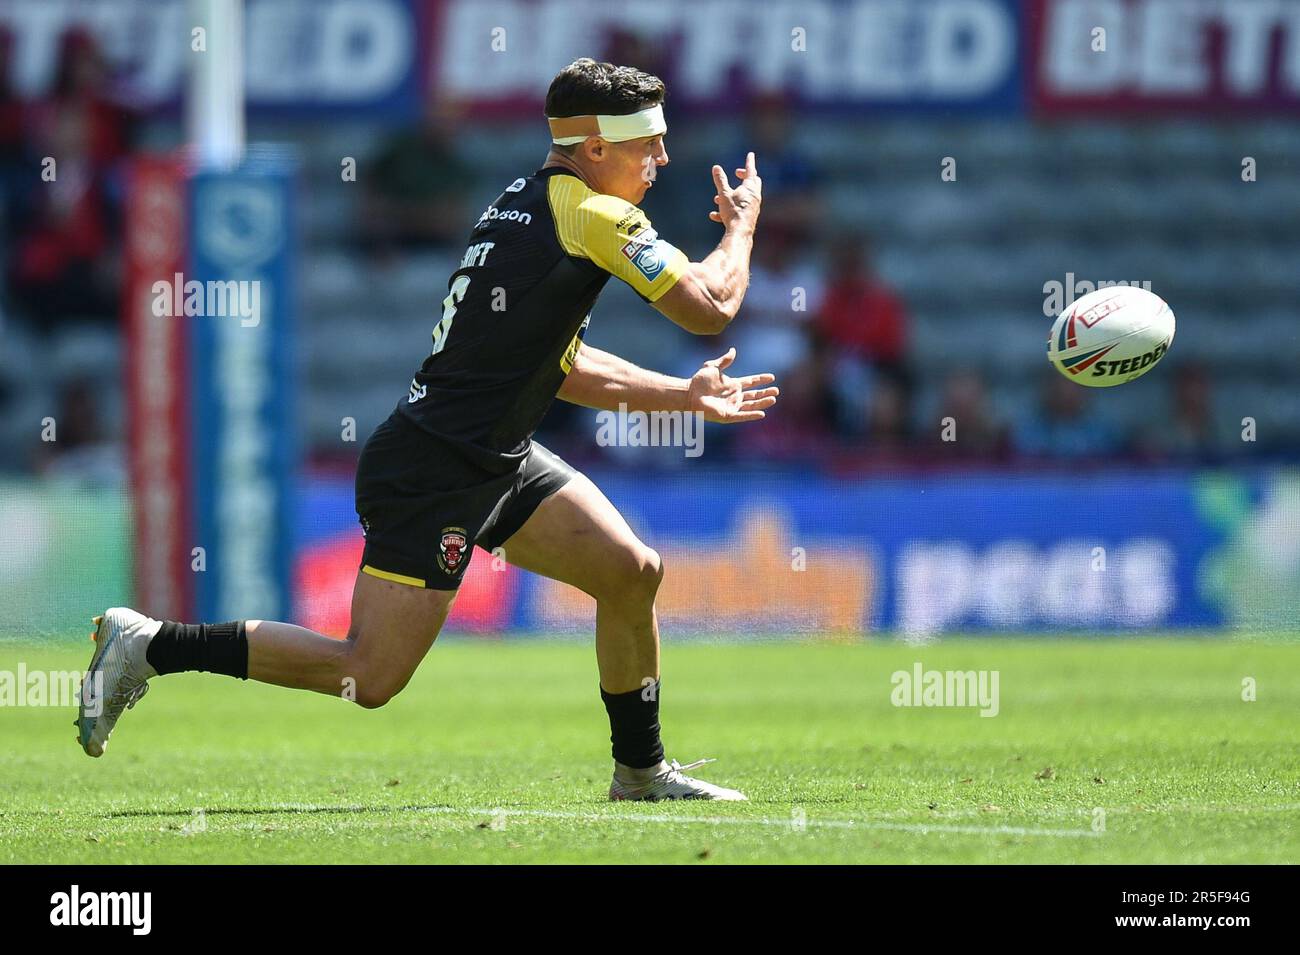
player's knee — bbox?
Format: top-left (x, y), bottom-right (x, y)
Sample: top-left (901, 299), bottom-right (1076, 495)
top-left (610, 544), bottom-right (663, 604)
top-left (354, 679), bottom-right (405, 710)
top-left (346, 655), bottom-right (412, 709)
top-left (644, 547), bottom-right (665, 593)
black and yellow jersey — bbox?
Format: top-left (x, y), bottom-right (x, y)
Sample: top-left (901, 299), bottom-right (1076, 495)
top-left (393, 167), bottom-right (689, 472)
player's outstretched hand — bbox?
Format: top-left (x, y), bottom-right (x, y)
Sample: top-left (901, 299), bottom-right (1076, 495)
top-left (709, 152), bottom-right (762, 228)
top-left (688, 347), bottom-right (778, 424)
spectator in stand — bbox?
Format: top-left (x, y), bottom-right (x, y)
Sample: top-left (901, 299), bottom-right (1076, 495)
top-left (742, 91), bottom-right (821, 237)
top-left (812, 359), bottom-right (914, 466)
top-left (932, 370), bottom-right (1010, 461)
top-left (816, 233), bottom-right (908, 377)
top-left (0, 27), bottom-right (29, 229)
top-left (32, 378), bottom-right (121, 483)
top-left (733, 330), bottom-right (838, 461)
top-left (725, 221), bottom-right (825, 380)
top-left (814, 233), bottom-right (914, 448)
top-left (27, 28), bottom-right (134, 169)
top-left (359, 98), bottom-right (475, 255)
top-left (8, 105), bottom-right (118, 327)
top-left (8, 29), bottom-right (132, 330)
top-left (1132, 362), bottom-right (1228, 463)
top-left (864, 373), bottom-right (911, 452)
top-left (1015, 373), bottom-right (1120, 460)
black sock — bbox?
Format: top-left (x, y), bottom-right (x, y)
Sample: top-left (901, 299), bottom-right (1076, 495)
top-left (600, 680), bottom-right (664, 769)
top-left (146, 621), bottom-right (249, 679)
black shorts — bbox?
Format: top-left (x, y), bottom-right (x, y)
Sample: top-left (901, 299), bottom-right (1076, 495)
top-left (354, 413), bottom-right (575, 589)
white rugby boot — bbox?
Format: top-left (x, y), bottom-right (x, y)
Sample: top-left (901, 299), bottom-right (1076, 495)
top-left (609, 758), bottom-right (748, 802)
top-left (77, 608), bottom-right (161, 757)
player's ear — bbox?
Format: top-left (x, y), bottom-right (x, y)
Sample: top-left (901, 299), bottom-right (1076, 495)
top-left (582, 138), bottom-right (607, 163)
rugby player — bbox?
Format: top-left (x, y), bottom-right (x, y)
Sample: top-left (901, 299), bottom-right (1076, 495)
top-left (79, 58), bottom-right (774, 801)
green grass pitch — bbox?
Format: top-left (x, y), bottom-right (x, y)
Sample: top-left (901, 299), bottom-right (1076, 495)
top-left (2, 636), bottom-right (1298, 864)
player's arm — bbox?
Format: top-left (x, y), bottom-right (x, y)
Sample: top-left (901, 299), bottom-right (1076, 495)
top-left (652, 152), bottom-right (762, 336)
top-left (558, 344), bottom-right (778, 424)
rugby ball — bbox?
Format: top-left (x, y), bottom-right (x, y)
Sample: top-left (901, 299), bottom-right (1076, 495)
top-left (1047, 286), bottom-right (1175, 387)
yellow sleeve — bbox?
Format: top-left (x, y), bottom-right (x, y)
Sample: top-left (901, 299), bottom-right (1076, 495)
top-left (548, 177), bottom-right (688, 302)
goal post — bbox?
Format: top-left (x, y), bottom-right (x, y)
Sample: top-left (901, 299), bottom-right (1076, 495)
top-left (187, 0), bottom-right (246, 170)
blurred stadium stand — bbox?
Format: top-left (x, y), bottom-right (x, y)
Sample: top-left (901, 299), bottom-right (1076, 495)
top-left (300, 113), bottom-right (1300, 465)
top-left (6, 114), bottom-right (1300, 474)
top-left (15, 114), bottom-right (1300, 473)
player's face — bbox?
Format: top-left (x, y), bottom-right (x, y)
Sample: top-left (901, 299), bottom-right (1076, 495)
top-left (603, 134), bottom-right (669, 204)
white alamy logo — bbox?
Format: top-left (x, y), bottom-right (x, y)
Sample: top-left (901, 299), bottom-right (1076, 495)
top-left (1042, 273), bottom-right (1153, 317)
top-left (595, 403), bottom-right (704, 458)
top-left (890, 663), bottom-right (1000, 717)
top-left (151, 272), bottom-right (261, 327)
top-left (0, 666), bottom-right (99, 714)
top-left (49, 885), bottom-right (151, 935)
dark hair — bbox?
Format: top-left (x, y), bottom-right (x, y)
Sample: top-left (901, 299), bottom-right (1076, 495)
top-left (545, 58), bottom-right (665, 119)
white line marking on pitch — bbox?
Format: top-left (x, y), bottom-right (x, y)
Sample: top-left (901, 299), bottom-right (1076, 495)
top-left (422, 807), bottom-right (1101, 838)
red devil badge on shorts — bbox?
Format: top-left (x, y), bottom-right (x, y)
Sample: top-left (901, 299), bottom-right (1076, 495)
top-left (438, 527), bottom-right (469, 575)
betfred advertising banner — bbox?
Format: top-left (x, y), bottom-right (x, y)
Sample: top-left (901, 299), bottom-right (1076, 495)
top-left (1029, 0), bottom-right (1300, 113)
top-left (430, 0), bottom-right (1024, 113)
top-left (0, 0), bottom-right (426, 117)
top-left (11, 0), bottom-right (1300, 118)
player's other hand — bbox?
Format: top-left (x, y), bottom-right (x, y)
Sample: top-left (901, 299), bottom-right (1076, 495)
top-left (709, 152), bottom-right (762, 229)
top-left (688, 347), bottom-right (778, 424)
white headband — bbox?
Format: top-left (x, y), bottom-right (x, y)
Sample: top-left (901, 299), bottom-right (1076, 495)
top-left (548, 104), bottom-right (666, 146)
